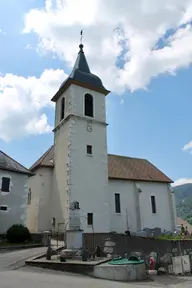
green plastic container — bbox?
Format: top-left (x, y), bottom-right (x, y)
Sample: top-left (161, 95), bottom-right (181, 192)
top-left (108, 258), bottom-right (144, 265)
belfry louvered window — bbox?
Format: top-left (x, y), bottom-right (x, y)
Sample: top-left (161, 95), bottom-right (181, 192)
top-left (84, 94), bottom-right (93, 117)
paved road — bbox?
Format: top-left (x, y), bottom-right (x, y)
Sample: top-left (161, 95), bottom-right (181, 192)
top-left (0, 247), bottom-right (46, 270)
top-left (1, 266), bottom-right (192, 288)
top-left (1, 248), bottom-right (192, 287)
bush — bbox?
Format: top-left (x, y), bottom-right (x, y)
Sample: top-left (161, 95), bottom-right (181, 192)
top-left (6, 224), bottom-right (31, 243)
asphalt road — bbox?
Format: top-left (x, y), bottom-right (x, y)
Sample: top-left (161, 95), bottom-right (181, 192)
top-left (0, 247), bottom-right (46, 270)
top-left (1, 248), bottom-right (192, 287)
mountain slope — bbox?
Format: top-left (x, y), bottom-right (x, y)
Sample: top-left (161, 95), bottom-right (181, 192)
top-left (174, 183), bottom-right (192, 225)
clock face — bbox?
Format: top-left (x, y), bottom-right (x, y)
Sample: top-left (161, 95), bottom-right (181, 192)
top-left (87, 126), bottom-right (92, 132)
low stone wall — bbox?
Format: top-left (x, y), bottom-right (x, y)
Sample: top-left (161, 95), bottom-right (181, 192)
top-left (92, 262), bottom-right (147, 281)
top-left (26, 259), bottom-right (95, 274)
top-left (31, 233), bottom-right (43, 244)
top-left (83, 233), bottom-right (192, 260)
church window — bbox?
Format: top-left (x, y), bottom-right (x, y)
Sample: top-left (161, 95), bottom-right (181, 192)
top-left (84, 94), bottom-right (94, 117)
top-left (28, 188), bottom-right (32, 205)
top-left (0, 205), bottom-right (8, 212)
top-left (151, 195), bottom-right (156, 214)
top-left (115, 193), bottom-right (121, 213)
top-left (1, 177), bottom-right (10, 192)
top-left (87, 213), bottom-right (93, 226)
top-left (60, 97), bottom-right (65, 121)
top-left (52, 217), bottom-right (56, 227)
top-left (87, 145), bottom-right (92, 155)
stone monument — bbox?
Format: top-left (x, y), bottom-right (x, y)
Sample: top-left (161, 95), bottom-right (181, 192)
top-left (66, 200), bottom-right (83, 250)
top-left (60, 201), bottom-right (83, 260)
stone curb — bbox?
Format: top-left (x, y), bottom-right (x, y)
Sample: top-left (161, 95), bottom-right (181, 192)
top-left (26, 246), bottom-right (65, 262)
top-left (0, 244), bottom-right (43, 252)
top-left (25, 251), bottom-right (109, 275)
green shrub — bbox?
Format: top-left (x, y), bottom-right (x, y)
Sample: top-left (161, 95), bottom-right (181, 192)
top-left (6, 224), bottom-right (31, 243)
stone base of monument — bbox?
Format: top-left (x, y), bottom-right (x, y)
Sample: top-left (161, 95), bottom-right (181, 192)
top-left (59, 229), bottom-right (83, 261)
top-left (66, 229), bottom-right (83, 250)
top-left (60, 249), bottom-right (78, 260)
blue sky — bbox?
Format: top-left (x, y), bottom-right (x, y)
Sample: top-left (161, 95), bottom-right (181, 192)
top-left (1, 0), bottom-right (192, 183)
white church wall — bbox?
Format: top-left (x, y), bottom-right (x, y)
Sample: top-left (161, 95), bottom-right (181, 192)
top-left (108, 179), bottom-right (137, 233)
top-left (27, 173), bottom-right (41, 232)
top-left (53, 120), bottom-right (71, 229)
top-left (55, 84), bottom-right (106, 126)
top-left (108, 179), bottom-right (174, 234)
top-left (69, 118), bottom-right (110, 233)
top-left (56, 83), bottom-right (110, 233)
top-left (138, 181), bottom-right (173, 232)
top-left (52, 82), bottom-right (110, 233)
top-left (70, 85), bottom-right (106, 123)
top-left (55, 87), bottom-right (71, 126)
top-left (27, 167), bottom-right (54, 232)
top-left (37, 167), bottom-right (53, 232)
top-left (0, 170), bottom-right (28, 234)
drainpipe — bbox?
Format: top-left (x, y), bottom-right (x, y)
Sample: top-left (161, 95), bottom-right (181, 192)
top-left (168, 184), bottom-right (176, 232)
top-left (135, 182), bottom-right (142, 231)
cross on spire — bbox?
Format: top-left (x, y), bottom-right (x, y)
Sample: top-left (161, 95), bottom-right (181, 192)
top-left (80, 30), bottom-right (83, 45)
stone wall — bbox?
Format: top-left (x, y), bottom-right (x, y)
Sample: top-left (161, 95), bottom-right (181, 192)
top-left (83, 233), bottom-right (192, 258)
top-left (31, 233), bottom-right (43, 244)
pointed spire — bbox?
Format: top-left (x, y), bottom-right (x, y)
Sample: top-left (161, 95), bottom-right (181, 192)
top-left (71, 32), bottom-right (91, 74)
top-left (51, 32), bottom-right (110, 102)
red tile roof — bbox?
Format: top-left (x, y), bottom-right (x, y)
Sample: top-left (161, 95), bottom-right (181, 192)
top-left (108, 154), bottom-right (172, 183)
top-left (30, 146), bottom-right (172, 183)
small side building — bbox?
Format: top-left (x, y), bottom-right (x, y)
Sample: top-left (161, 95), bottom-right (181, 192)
top-left (0, 150), bottom-right (32, 234)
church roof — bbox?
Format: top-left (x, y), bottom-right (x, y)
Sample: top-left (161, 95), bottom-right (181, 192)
top-left (30, 145), bottom-right (54, 172)
top-left (29, 146), bottom-right (172, 183)
top-left (51, 44), bottom-right (110, 102)
top-left (108, 154), bottom-right (172, 183)
top-left (0, 150), bottom-right (32, 176)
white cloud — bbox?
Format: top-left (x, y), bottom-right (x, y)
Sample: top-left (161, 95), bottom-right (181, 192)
top-left (0, 69), bottom-right (67, 141)
top-left (3, 0), bottom-right (192, 141)
top-left (0, 28), bottom-right (6, 35)
top-left (172, 178), bottom-right (192, 187)
top-left (183, 141), bottom-right (192, 151)
top-left (23, 0), bottom-right (192, 93)
top-left (25, 44), bottom-right (33, 50)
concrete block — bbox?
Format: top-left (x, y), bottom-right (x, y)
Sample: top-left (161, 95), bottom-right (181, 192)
top-left (92, 262), bottom-right (147, 281)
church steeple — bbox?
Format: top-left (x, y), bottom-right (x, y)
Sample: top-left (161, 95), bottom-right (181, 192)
top-left (72, 44), bottom-right (91, 74)
top-left (52, 34), bottom-right (110, 234)
top-left (51, 38), bottom-right (110, 102)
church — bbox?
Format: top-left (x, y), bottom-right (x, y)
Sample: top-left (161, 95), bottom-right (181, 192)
top-left (27, 42), bottom-right (177, 235)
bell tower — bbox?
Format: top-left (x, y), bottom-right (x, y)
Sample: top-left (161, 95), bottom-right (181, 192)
top-left (51, 40), bottom-right (110, 233)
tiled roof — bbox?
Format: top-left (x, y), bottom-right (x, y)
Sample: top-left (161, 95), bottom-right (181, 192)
top-left (108, 154), bottom-right (172, 183)
top-left (30, 146), bottom-right (172, 183)
top-left (0, 150), bottom-right (32, 176)
top-left (30, 145), bottom-right (54, 172)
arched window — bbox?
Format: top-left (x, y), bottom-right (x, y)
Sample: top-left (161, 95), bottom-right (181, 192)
top-left (60, 97), bottom-right (65, 121)
top-left (84, 94), bottom-right (93, 117)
